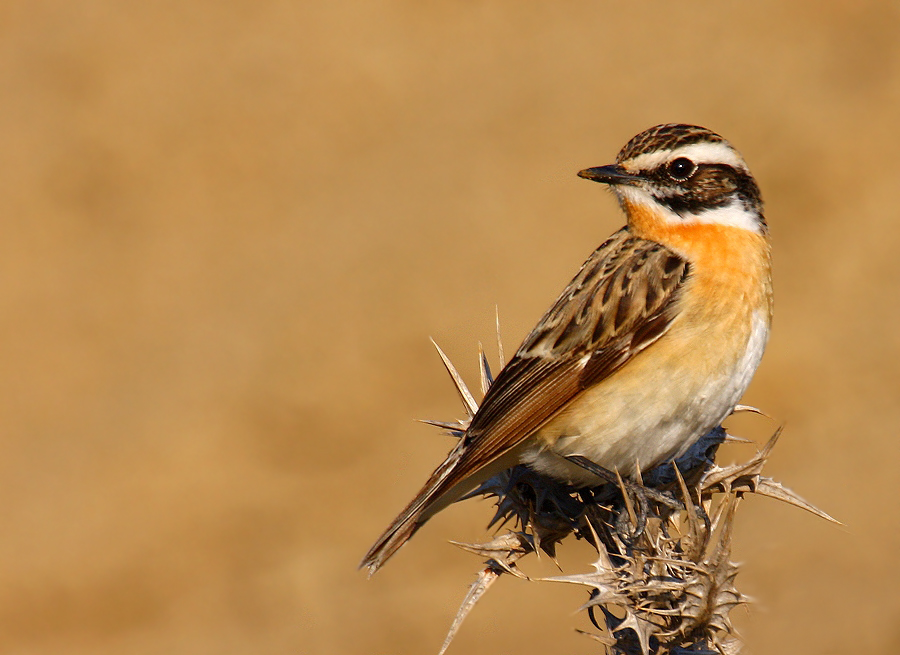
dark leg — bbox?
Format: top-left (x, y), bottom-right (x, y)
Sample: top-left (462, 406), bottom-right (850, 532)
top-left (564, 455), bottom-right (682, 509)
top-left (564, 454), bottom-right (685, 539)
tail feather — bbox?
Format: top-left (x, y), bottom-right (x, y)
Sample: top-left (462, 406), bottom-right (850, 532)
top-left (360, 448), bottom-right (469, 575)
top-left (361, 441), bottom-right (527, 575)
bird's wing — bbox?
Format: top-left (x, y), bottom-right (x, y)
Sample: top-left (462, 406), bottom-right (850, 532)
top-left (360, 228), bottom-right (690, 573)
top-left (456, 227), bottom-right (691, 473)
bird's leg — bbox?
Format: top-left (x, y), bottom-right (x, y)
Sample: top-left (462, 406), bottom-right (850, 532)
top-left (564, 455), bottom-right (685, 540)
top-left (564, 455), bottom-right (648, 538)
top-left (565, 455), bottom-right (683, 509)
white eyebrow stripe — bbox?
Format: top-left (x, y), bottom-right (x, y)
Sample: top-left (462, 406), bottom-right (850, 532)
top-left (623, 142), bottom-right (748, 173)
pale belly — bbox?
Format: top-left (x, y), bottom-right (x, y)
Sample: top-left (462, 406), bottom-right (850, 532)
top-left (520, 310), bottom-right (769, 486)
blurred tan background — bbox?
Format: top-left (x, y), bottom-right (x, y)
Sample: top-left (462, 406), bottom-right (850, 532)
top-left (1, 1), bottom-right (899, 653)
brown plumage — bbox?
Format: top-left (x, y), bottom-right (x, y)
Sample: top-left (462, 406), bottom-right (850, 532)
top-left (361, 124), bottom-right (772, 574)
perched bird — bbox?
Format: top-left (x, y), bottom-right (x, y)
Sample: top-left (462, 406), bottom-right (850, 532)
top-left (361, 124), bottom-right (773, 575)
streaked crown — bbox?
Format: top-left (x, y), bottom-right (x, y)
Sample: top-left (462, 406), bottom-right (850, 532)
top-left (616, 124), bottom-right (727, 163)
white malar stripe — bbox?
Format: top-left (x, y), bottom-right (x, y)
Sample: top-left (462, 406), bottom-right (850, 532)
top-left (687, 201), bottom-right (762, 233)
top-left (617, 187), bottom-right (681, 221)
top-left (616, 187), bottom-right (763, 235)
top-left (623, 141), bottom-right (748, 173)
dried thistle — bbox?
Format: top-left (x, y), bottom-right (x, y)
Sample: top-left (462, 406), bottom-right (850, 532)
top-left (425, 338), bottom-right (837, 655)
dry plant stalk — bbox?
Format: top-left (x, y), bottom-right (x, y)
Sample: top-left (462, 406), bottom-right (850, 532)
top-left (424, 336), bottom-right (837, 655)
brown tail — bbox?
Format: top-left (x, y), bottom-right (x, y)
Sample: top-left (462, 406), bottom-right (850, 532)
top-left (360, 442), bottom-right (521, 575)
top-left (359, 444), bottom-right (473, 575)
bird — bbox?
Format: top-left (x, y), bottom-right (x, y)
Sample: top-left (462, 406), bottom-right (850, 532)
top-left (361, 124), bottom-right (773, 575)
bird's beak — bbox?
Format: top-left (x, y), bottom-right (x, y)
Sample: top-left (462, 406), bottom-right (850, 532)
top-left (577, 165), bottom-right (639, 186)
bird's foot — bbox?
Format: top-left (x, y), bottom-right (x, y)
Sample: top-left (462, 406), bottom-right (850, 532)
top-left (564, 455), bottom-right (684, 540)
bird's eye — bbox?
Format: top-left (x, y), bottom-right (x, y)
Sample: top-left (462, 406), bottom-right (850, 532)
top-left (667, 157), bottom-right (696, 181)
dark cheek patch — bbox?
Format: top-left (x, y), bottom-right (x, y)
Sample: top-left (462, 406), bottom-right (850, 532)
top-left (652, 164), bottom-right (762, 218)
top-left (692, 169), bottom-right (735, 205)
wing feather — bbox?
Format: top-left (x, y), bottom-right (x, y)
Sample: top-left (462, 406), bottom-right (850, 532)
top-left (456, 228), bottom-right (690, 473)
top-left (360, 228), bottom-right (691, 573)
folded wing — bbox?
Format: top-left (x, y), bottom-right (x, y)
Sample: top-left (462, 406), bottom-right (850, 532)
top-left (361, 228), bottom-right (690, 574)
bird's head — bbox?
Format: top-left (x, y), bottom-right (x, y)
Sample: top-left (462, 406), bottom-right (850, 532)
top-left (579, 124), bottom-right (765, 235)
